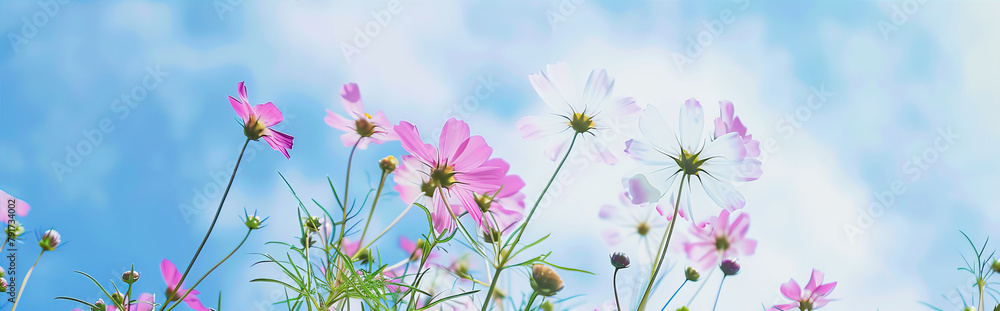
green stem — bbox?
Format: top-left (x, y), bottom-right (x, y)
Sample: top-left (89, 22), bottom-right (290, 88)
top-left (339, 139), bottom-right (361, 249)
top-left (158, 138), bottom-right (250, 311)
top-left (11, 250), bottom-right (44, 311)
top-left (357, 203), bottom-right (414, 258)
top-left (0, 237), bottom-right (8, 255)
top-left (524, 291), bottom-right (540, 311)
top-left (166, 229), bottom-right (253, 311)
top-left (662, 280), bottom-right (687, 311)
top-left (406, 249), bottom-right (431, 308)
top-left (712, 276), bottom-right (726, 311)
top-left (613, 268), bottom-right (623, 311)
top-left (482, 134), bottom-right (578, 310)
top-left (686, 268), bottom-right (715, 306)
top-left (358, 170), bottom-right (389, 246)
top-left (637, 177), bottom-right (685, 310)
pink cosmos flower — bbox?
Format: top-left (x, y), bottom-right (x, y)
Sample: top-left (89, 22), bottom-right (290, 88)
top-left (624, 99), bottom-right (760, 218)
top-left (0, 189), bottom-right (30, 223)
top-left (229, 81), bottom-right (294, 158)
top-left (713, 100), bottom-right (762, 181)
top-left (768, 269), bottom-right (838, 311)
top-left (160, 259), bottom-right (210, 311)
top-left (517, 62), bottom-right (640, 164)
top-left (475, 158), bottom-right (526, 235)
top-left (399, 236), bottom-right (438, 262)
top-left (324, 83), bottom-right (398, 149)
top-left (682, 209), bottom-right (757, 270)
top-left (393, 118), bottom-right (505, 233)
top-left (340, 237), bottom-right (361, 257)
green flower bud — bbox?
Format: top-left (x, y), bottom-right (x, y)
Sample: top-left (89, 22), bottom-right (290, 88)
top-left (380, 156), bottom-right (398, 173)
top-left (5, 221), bottom-right (24, 240)
top-left (541, 301), bottom-right (555, 311)
top-left (676, 307), bottom-right (690, 311)
top-left (992, 259), bottom-right (1000, 274)
top-left (685, 267), bottom-right (700, 282)
top-left (91, 299), bottom-right (106, 311)
top-left (111, 291), bottom-right (125, 305)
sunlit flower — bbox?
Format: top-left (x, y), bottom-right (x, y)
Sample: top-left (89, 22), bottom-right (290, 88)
top-left (229, 81), bottom-right (294, 158)
top-left (624, 99), bottom-right (760, 217)
top-left (516, 62), bottom-right (640, 164)
top-left (160, 259), bottom-right (210, 311)
top-left (768, 269), bottom-right (837, 311)
top-left (393, 118), bottom-right (505, 232)
top-left (0, 189), bottom-right (30, 223)
top-left (682, 209), bottom-right (756, 270)
top-left (325, 83), bottom-right (398, 148)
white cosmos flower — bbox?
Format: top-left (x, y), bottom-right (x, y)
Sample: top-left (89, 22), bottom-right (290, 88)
top-left (623, 99), bottom-right (762, 217)
top-left (516, 62), bottom-right (641, 164)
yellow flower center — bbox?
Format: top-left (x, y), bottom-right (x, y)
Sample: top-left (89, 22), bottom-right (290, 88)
top-left (715, 235), bottom-right (730, 251)
top-left (676, 149), bottom-right (705, 176)
top-left (421, 165), bottom-right (458, 197)
top-left (244, 114), bottom-right (267, 140)
top-left (636, 221), bottom-right (650, 236)
top-left (568, 112), bottom-right (595, 133)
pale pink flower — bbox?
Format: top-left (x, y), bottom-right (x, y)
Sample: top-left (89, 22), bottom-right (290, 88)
top-left (713, 100), bottom-right (762, 181)
top-left (768, 269), bottom-right (838, 311)
top-left (160, 259), bottom-right (210, 311)
top-left (682, 209), bottom-right (756, 270)
top-left (624, 99), bottom-right (760, 218)
top-left (0, 189), bottom-right (30, 223)
top-left (393, 118), bottom-right (505, 232)
top-left (516, 62), bottom-right (640, 164)
top-left (324, 83), bottom-right (398, 149)
top-left (598, 193), bottom-right (668, 251)
top-left (229, 81), bottom-right (294, 158)
top-left (475, 158), bottom-right (526, 235)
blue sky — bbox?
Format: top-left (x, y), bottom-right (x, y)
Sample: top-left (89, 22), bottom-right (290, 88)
top-left (2, 1), bottom-right (999, 310)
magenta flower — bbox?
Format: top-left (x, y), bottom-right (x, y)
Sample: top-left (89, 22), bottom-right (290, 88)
top-left (624, 99), bottom-right (760, 217)
top-left (0, 189), bottom-right (30, 223)
top-left (475, 158), bottom-right (526, 234)
top-left (516, 62), bottom-right (640, 164)
top-left (682, 209), bottom-right (757, 270)
top-left (393, 118), bottom-right (505, 232)
top-left (768, 269), bottom-right (838, 311)
top-left (228, 81), bottom-right (294, 158)
top-left (713, 100), bottom-right (762, 181)
top-left (324, 83), bottom-right (398, 149)
top-left (160, 259), bottom-right (210, 311)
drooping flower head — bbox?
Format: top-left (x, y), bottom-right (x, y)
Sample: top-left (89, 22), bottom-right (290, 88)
top-left (517, 62), bottom-right (640, 164)
top-left (0, 189), bottom-right (30, 223)
top-left (624, 99), bottom-right (761, 218)
top-left (682, 209), bottom-right (756, 270)
top-left (325, 83), bottom-right (398, 149)
top-left (768, 269), bottom-right (837, 311)
top-left (229, 81), bottom-right (294, 158)
top-left (160, 259), bottom-right (210, 311)
top-left (393, 118), bottom-right (506, 233)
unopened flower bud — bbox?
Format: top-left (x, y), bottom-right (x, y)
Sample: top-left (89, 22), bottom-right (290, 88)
top-left (5, 221), bottom-right (24, 240)
top-left (245, 215), bottom-right (263, 230)
top-left (676, 307), bottom-right (690, 311)
top-left (355, 248), bottom-right (372, 265)
top-left (122, 270), bottom-right (140, 284)
top-left (452, 258), bottom-right (471, 279)
top-left (541, 301), bottom-right (555, 311)
top-left (111, 291), bottom-right (125, 305)
top-left (303, 216), bottom-right (322, 233)
top-left (0, 278), bottom-right (7, 292)
top-left (610, 252), bottom-right (630, 269)
top-left (720, 259), bottom-right (741, 276)
top-left (0, 267), bottom-right (5, 278)
top-left (379, 156), bottom-right (398, 173)
top-left (530, 264), bottom-right (564, 297)
top-left (483, 227), bottom-right (501, 244)
top-left (685, 267), bottom-right (700, 282)
top-left (92, 299), bottom-right (106, 311)
top-left (992, 259), bottom-right (1000, 274)
top-left (39, 229), bottom-right (61, 251)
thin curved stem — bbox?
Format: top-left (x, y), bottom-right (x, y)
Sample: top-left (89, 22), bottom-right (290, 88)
top-left (11, 250), bottom-right (44, 311)
top-left (158, 138), bottom-right (250, 311)
top-left (613, 268), bottom-right (623, 311)
top-left (357, 202), bottom-right (414, 256)
top-left (359, 170), bottom-right (389, 246)
top-left (637, 177), bottom-right (685, 310)
top-left (339, 139), bottom-right (361, 249)
top-left (166, 229), bottom-right (253, 311)
top-left (482, 134), bottom-right (578, 310)
top-left (0, 237), bottom-right (8, 254)
top-left (662, 279), bottom-right (688, 311)
top-left (712, 276), bottom-right (727, 311)
top-left (525, 291), bottom-right (540, 311)
top-left (687, 268), bottom-right (716, 306)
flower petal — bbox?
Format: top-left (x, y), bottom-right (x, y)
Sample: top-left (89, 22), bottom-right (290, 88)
top-left (805, 269), bottom-right (825, 293)
top-left (780, 279), bottom-right (802, 300)
top-left (638, 105), bottom-right (681, 156)
top-left (237, 81), bottom-right (248, 105)
top-left (395, 121), bottom-right (437, 164)
top-left (516, 115), bottom-right (568, 140)
top-left (325, 110), bottom-right (354, 132)
top-left (544, 62), bottom-right (580, 112)
top-left (253, 102), bottom-right (284, 127)
top-left (439, 118), bottom-right (471, 164)
top-left (183, 295), bottom-right (211, 311)
top-left (340, 83), bottom-right (364, 118)
top-left (678, 98), bottom-right (705, 152)
top-left (160, 259), bottom-right (181, 285)
top-left (581, 69), bottom-right (613, 110)
top-left (542, 135), bottom-right (571, 161)
top-left (451, 135), bottom-right (493, 172)
top-left (229, 96), bottom-right (251, 124)
top-left (696, 173), bottom-right (745, 210)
